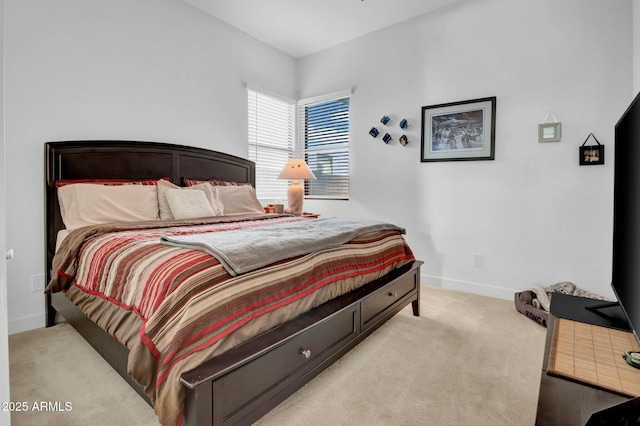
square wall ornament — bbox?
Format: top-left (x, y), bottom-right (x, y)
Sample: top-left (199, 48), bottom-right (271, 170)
top-left (539, 122), bottom-right (561, 142)
top-left (579, 133), bottom-right (604, 165)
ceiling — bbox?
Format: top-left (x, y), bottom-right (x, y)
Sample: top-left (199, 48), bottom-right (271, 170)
top-left (183, 0), bottom-right (466, 58)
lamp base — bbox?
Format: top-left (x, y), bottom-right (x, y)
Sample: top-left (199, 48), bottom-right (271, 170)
top-left (287, 180), bottom-right (304, 215)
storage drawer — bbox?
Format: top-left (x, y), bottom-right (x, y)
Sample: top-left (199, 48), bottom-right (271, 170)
top-left (218, 304), bottom-right (358, 419)
top-left (361, 271), bottom-right (417, 330)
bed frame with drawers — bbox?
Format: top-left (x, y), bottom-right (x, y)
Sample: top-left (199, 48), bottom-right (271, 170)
top-left (44, 140), bottom-right (422, 425)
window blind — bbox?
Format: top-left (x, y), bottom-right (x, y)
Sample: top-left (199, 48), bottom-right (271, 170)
top-left (247, 89), bottom-right (295, 200)
top-left (298, 92), bottom-right (350, 199)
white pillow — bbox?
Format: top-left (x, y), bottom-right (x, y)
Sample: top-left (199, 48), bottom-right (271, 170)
top-left (157, 180), bottom-right (222, 219)
top-left (215, 185), bottom-right (265, 215)
top-left (157, 179), bottom-right (179, 220)
top-left (58, 183), bottom-right (159, 230)
top-left (165, 188), bottom-right (216, 220)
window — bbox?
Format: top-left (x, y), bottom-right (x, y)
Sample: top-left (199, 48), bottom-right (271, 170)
top-left (247, 88), bottom-right (295, 200)
top-left (298, 91), bottom-right (350, 199)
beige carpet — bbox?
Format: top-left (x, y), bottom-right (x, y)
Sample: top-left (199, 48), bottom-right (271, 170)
top-left (9, 285), bottom-right (546, 425)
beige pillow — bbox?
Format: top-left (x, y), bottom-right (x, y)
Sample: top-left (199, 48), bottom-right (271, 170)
top-left (58, 183), bottom-right (159, 230)
top-left (215, 185), bottom-right (264, 215)
top-left (195, 183), bottom-right (224, 216)
top-left (157, 180), bottom-right (222, 219)
top-left (165, 188), bottom-right (216, 220)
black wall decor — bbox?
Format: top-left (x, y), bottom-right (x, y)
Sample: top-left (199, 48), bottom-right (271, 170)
top-left (579, 133), bottom-right (605, 166)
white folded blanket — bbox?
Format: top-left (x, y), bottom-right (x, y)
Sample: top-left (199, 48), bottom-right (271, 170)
top-left (161, 217), bottom-right (405, 276)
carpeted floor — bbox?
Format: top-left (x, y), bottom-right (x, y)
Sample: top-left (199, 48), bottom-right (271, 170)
top-left (8, 285), bottom-right (546, 425)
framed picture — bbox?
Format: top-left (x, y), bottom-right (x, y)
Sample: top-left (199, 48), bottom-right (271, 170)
top-left (421, 97), bottom-right (496, 162)
top-left (580, 145), bottom-right (605, 165)
top-left (538, 122), bottom-right (562, 142)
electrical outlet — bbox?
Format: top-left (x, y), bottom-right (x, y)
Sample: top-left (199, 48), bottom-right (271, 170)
top-left (472, 253), bottom-right (483, 267)
top-left (31, 273), bottom-right (45, 293)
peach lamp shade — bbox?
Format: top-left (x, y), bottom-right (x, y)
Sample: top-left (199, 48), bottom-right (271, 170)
top-left (278, 159), bottom-right (316, 215)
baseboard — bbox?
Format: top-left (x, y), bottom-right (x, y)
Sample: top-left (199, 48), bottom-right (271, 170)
top-left (422, 274), bottom-right (514, 300)
top-left (8, 312), bottom-right (44, 335)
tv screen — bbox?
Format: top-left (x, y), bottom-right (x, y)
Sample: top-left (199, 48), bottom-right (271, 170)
top-left (612, 90), bottom-right (640, 345)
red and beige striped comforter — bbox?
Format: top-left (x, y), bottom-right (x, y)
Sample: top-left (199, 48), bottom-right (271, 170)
top-left (46, 214), bottom-right (415, 425)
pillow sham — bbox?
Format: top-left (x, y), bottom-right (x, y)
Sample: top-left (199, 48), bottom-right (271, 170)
top-left (58, 183), bottom-right (159, 230)
top-left (183, 177), bottom-right (252, 187)
top-left (165, 188), bottom-right (215, 220)
top-left (215, 185), bottom-right (265, 215)
top-left (157, 180), bottom-right (223, 220)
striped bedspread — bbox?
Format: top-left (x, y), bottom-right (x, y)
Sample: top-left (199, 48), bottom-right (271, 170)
top-left (47, 214), bottom-right (415, 426)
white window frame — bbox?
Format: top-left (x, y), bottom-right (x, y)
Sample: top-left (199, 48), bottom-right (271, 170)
top-left (297, 89), bottom-right (351, 200)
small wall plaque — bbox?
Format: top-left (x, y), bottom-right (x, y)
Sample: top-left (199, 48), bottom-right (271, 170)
top-left (579, 133), bottom-right (604, 166)
top-left (539, 122), bottom-right (561, 142)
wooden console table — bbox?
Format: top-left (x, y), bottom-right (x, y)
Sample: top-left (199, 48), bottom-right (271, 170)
top-left (535, 294), bottom-right (634, 425)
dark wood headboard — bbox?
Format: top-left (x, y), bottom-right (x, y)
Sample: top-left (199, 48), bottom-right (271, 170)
top-left (44, 140), bottom-right (255, 303)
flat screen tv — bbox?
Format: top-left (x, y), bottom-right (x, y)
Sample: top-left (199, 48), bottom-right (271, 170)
top-left (611, 90), bottom-right (640, 345)
top-left (584, 91), bottom-right (640, 425)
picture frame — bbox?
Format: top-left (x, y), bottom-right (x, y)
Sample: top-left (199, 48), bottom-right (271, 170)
top-left (538, 122), bottom-right (561, 142)
top-left (421, 96), bottom-right (496, 162)
top-left (580, 145), bottom-right (605, 165)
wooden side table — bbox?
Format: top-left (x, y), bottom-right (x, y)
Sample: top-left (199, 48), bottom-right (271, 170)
top-left (535, 294), bottom-right (631, 425)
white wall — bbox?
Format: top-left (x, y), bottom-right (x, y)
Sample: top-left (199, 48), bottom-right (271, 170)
top-left (4, 0), bottom-right (637, 334)
top-left (635, 0), bottom-right (640, 94)
top-left (4, 0), bottom-right (296, 333)
top-left (0, 0), bottom-right (13, 422)
top-left (300, 0), bottom-right (634, 299)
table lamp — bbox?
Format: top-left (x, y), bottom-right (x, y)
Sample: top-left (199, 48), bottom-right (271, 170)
top-left (278, 158), bottom-right (316, 215)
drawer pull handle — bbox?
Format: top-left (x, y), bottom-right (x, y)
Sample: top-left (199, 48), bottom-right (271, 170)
top-left (389, 292), bottom-right (398, 297)
top-left (300, 349), bottom-right (312, 359)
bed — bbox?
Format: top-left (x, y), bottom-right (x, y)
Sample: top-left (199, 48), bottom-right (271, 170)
top-left (44, 140), bottom-right (422, 426)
